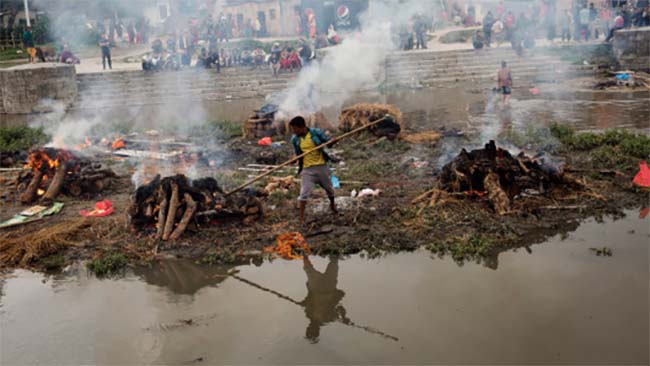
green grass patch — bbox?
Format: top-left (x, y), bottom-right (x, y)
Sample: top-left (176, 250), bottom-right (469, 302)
top-left (39, 254), bottom-right (66, 271)
top-left (439, 28), bottom-right (476, 44)
top-left (190, 120), bottom-right (242, 140)
top-left (0, 47), bottom-right (26, 61)
top-left (550, 123), bottom-right (650, 159)
top-left (86, 252), bottom-right (128, 277)
top-left (427, 234), bottom-right (495, 262)
top-left (268, 189), bottom-right (296, 206)
top-left (0, 126), bottom-right (49, 152)
top-left (199, 249), bottom-right (237, 265)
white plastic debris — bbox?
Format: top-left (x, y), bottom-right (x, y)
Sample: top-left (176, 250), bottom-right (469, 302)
top-left (358, 188), bottom-right (382, 197)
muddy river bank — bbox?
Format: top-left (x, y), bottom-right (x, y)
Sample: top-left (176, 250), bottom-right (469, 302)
top-left (1, 210), bottom-right (648, 364)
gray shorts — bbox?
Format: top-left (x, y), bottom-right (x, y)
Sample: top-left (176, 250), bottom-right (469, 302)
top-left (299, 165), bottom-right (335, 201)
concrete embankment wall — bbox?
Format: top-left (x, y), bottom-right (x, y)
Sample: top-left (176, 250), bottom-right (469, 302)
top-left (613, 26), bottom-right (650, 72)
top-left (0, 63), bottom-right (77, 115)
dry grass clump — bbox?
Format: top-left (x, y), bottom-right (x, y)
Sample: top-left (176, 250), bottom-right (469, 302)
top-left (338, 103), bottom-right (404, 132)
top-left (401, 131), bottom-right (442, 144)
top-left (0, 219), bottom-right (90, 266)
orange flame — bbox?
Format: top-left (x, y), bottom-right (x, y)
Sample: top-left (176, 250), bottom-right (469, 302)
top-left (25, 150), bottom-right (73, 172)
top-left (111, 138), bottom-right (126, 150)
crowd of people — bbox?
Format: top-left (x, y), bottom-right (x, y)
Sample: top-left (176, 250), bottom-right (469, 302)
top-left (468, 0), bottom-right (650, 53)
top-left (140, 29), bottom-right (316, 77)
top-left (394, 14), bottom-right (433, 51)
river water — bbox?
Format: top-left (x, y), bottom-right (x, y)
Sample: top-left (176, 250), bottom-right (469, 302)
top-left (1, 210), bottom-right (648, 364)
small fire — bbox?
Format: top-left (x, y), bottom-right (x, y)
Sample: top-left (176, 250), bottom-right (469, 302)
top-left (111, 138), bottom-right (126, 150)
top-left (37, 188), bottom-right (45, 196)
top-left (27, 150), bottom-right (73, 171)
top-left (74, 137), bottom-right (93, 151)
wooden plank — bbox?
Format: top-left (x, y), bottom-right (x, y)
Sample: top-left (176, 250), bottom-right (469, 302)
top-left (112, 149), bottom-right (181, 160)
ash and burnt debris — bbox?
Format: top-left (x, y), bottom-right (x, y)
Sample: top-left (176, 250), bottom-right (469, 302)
top-left (14, 148), bottom-right (116, 204)
top-left (128, 174), bottom-right (263, 241)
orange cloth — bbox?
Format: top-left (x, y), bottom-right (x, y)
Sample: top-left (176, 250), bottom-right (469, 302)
top-left (633, 161), bottom-right (650, 188)
top-left (80, 199), bottom-right (114, 217)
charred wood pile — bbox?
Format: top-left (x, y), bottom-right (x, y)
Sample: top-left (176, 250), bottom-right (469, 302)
top-left (128, 174), bottom-right (264, 241)
top-left (16, 148), bottom-right (116, 204)
top-left (415, 141), bottom-right (594, 215)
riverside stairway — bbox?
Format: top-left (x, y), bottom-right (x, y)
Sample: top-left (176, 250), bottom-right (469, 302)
top-left (73, 46), bottom-right (596, 110)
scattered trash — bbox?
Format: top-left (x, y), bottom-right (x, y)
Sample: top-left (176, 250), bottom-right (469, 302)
top-left (331, 175), bottom-right (341, 189)
top-left (351, 189), bottom-right (358, 198)
top-left (632, 161), bottom-right (650, 187)
top-left (640, 207), bottom-right (649, 219)
top-left (412, 161), bottom-right (429, 169)
top-left (529, 87), bottom-right (540, 95)
top-left (358, 188), bottom-right (382, 197)
top-left (615, 72), bottom-right (635, 86)
top-left (589, 247), bottom-right (613, 256)
top-left (257, 137), bottom-right (272, 146)
top-left (265, 232), bottom-right (310, 260)
top-left (20, 205), bottom-right (48, 217)
top-left (0, 202), bottom-right (65, 229)
top-left (80, 199), bottom-right (114, 217)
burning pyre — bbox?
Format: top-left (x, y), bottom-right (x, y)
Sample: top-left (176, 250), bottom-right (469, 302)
top-left (416, 141), bottom-right (592, 215)
top-left (16, 148), bottom-right (116, 204)
top-left (128, 174), bottom-right (264, 241)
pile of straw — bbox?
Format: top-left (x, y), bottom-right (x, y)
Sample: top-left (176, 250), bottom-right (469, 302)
top-left (401, 131), bottom-right (443, 144)
top-left (338, 103), bottom-right (403, 132)
top-left (0, 219), bottom-right (90, 266)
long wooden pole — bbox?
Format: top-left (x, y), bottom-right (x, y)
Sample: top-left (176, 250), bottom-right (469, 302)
top-left (224, 115), bottom-right (391, 197)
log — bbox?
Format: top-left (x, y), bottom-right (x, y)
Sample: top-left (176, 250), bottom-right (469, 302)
top-left (41, 164), bottom-right (67, 201)
top-left (170, 193), bottom-right (197, 241)
top-left (162, 182), bottom-right (180, 241)
top-left (156, 197), bottom-right (169, 239)
top-left (20, 170), bottom-right (44, 204)
top-left (484, 172), bottom-right (510, 215)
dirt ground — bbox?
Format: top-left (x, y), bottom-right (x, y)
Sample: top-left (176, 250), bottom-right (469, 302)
top-left (1, 121), bottom-right (648, 275)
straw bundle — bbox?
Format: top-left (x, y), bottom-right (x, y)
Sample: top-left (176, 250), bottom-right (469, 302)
top-left (338, 103), bottom-right (404, 132)
top-left (0, 219), bottom-right (90, 266)
top-left (401, 131), bottom-right (443, 144)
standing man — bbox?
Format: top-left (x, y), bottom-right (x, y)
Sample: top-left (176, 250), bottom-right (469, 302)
top-left (483, 11), bottom-right (495, 47)
top-left (497, 61), bottom-right (512, 105)
top-left (579, 5), bottom-right (590, 41)
top-left (560, 9), bottom-right (573, 42)
top-left (289, 116), bottom-right (338, 225)
top-left (414, 14), bottom-right (428, 49)
top-left (22, 27), bottom-right (36, 63)
top-left (100, 34), bottom-right (112, 70)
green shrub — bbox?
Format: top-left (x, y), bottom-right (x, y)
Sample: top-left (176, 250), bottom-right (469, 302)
top-left (86, 252), bottom-right (128, 277)
top-left (0, 126), bottom-right (49, 152)
top-left (620, 134), bottom-right (650, 159)
top-left (549, 123), bottom-right (575, 143)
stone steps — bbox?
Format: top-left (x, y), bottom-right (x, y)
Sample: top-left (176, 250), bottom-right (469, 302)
top-left (386, 61), bottom-right (567, 79)
top-left (385, 55), bottom-right (559, 70)
top-left (70, 46), bottom-right (595, 110)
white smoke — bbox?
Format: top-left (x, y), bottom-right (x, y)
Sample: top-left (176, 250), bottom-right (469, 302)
top-left (275, 0), bottom-right (431, 120)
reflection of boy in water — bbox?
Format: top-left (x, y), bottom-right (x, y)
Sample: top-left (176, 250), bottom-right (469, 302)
top-left (300, 256), bottom-right (345, 343)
